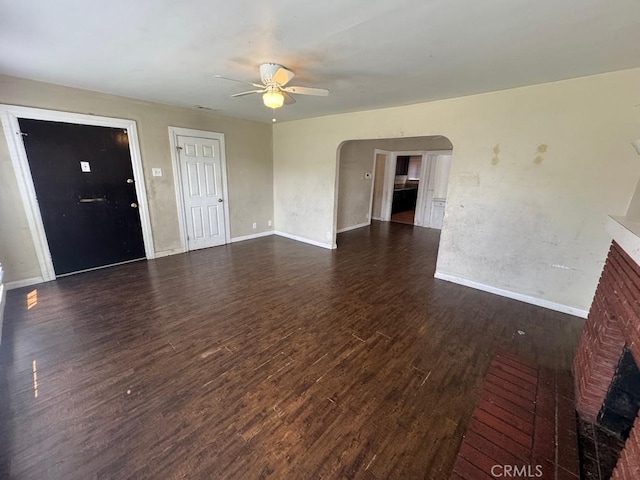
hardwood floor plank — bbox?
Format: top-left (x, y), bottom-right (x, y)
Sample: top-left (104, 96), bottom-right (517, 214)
top-left (0, 221), bottom-right (583, 479)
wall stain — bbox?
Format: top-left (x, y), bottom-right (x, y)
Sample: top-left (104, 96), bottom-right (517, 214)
top-left (491, 144), bottom-right (500, 165)
top-left (534, 144), bottom-right (547, 164)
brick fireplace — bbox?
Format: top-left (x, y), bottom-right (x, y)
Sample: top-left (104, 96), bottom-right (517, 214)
top-left (573, 218), bottom-right (640, 479)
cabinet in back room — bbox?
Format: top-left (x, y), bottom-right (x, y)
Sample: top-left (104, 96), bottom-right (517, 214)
top-left (395, 156), bottom-right (410, 175)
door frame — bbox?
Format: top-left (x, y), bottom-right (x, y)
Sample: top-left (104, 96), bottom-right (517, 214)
top-left (380, 149), bottom-right (452, 227)
top-left (411, 152), bottom-right (430, 227)
top-left (370, 149), bottom-right (391, 221)
top-left (168, 126), bottom-right (231, 252)
top-left (381, 150), bottom-right (427, 222)
top-left (0, 104), bottom-right (155, 282)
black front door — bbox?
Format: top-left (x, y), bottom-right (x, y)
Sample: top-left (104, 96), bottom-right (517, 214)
top-left (19, 118), bottom-right (146, 275)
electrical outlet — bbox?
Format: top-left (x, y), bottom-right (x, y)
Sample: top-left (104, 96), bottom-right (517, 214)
top-left (152, 168), bottom-right (162, 177)
top-left (252, 222), bottom-right (257, 229)
top-left (268, 220), bottom-right (272, 227)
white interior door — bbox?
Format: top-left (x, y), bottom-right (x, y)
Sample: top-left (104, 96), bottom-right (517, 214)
top-left (178, 135), bottom-right (226, 250)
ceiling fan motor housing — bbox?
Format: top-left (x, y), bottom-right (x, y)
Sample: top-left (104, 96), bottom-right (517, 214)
top-left (219, 63), bottom-right (327, 109)
top-left (260, 63), bottom-right (284, 85)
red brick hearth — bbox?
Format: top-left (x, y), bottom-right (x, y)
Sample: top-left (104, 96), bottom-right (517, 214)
top-left (451, 350), bottom-right (579, 480)
top-left (573, 240), bottom-right (640, 479)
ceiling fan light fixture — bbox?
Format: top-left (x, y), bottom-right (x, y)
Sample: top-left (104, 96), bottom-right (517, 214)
top-left (263, 89), bottom-right (284, 109)
top-left (215, 64), bottom-right (327, 109)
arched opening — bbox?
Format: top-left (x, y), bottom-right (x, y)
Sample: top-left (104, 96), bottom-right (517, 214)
top-left (334, 135), bottom-right (453, 245)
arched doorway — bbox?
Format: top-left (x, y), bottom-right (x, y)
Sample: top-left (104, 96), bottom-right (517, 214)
top-left (335, 136), bottom-right (453, 241)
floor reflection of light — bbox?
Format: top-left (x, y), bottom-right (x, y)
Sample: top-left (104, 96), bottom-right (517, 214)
top-left (27, 289), bottom-right (37, 309)
top-left (32, 360), bottom-right (38, 398)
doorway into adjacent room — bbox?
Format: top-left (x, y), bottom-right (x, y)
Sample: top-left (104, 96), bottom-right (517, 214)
top-left (390, 154), bottom-right (423, 225)
top-left (335, 137), bottom-right (453, 245)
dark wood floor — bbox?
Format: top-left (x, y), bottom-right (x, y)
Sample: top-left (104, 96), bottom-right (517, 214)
top-left (0, 222), bottom-right (584, 479)
top-left (390, 210), bottom-right (415, 225)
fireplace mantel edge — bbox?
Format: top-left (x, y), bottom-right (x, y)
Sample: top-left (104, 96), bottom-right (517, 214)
top-left (607, 215), bottom-right (640, 267)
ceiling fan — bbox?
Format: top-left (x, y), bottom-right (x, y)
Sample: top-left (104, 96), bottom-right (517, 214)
top-left (214, 63), bottom-right (329, 109)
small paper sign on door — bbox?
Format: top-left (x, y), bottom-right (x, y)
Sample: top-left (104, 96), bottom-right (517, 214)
top-left (80, 161), bottom-right (91, 172)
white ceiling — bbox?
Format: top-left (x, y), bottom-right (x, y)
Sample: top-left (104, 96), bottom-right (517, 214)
top-left (1, 0), bottom-right (640, 123)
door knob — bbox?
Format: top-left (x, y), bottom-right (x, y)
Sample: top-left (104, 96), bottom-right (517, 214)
top-left (218, 198), bottom-right (223, 203)
top-left (131, 202), bottom-right (138, 208)
top-left (126, 178), bottom-right (134, 184)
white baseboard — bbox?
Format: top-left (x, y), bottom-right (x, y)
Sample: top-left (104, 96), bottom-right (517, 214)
top-left (337, 222), bottom-right (370, 234)
top-left (231, 231), bottom-right (274, 243)
top-left (274, 231), bottom-right (336, 250)
top-left (434, 271), bottom-right (588, 318)
top-left (7, 276), bottom-right (44, 290)
top-left (0, 265), bottom-right (4, 344)
top-left (0, 284), bottom-right (4, 344)
top-left (154, 248), bottom-right (186, 259)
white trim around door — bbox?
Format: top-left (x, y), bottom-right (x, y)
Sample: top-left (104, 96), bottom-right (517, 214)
top-left (380, 149), bottom-right (453, 227)
top-left (168, 126), bottom-right (231, 252)
top-left (380, 151), bottom-right (397, 222)
top-left (381, 150), bottom-right (427, 222)
top-left (370, 149), bottom-right (391, 221)
top-left (0, 104), bottom-right (155, 283)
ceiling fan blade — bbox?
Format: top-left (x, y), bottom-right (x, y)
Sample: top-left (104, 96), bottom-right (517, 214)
top-left (283, 86), bottom-right (329, 96)
top-left (231, 89), bottom-right (264, 97)
top-left (213, 74), bottom-right (264, 89)
top-left (282, 91), bottom-right (296, 105)
top-left (272, 67), bottom-right (295, 86)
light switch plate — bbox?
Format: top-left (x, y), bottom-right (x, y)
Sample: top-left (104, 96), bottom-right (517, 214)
top-left (152, 168), bottom-right (162, 177)
top-left (80, 161), bottom-right (91, 172)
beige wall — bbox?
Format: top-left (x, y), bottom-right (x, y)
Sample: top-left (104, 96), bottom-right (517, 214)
top-left (274, 68), bottom-right (640, 312)
top-left (372, 154), bottom-right (387, 220)
top-left (336, 141), bottom-right (373, 230)
top-left (0, 75), bottom-right (273, 283)
top-left (4, 69), bottom-right (640, 312)
top-left (337, 137), bottom-right (453, 231)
